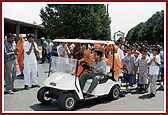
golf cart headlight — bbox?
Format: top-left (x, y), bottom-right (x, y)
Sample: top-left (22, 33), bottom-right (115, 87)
top-left (50, 82), bottom-right (57, 86)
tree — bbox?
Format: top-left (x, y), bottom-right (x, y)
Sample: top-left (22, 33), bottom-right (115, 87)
top-left (126, 22), bottom-right (144, 42)
top-left (126, 10), bottom-right (164, 44)
top-left (40, 4), bottom-right (111, 40)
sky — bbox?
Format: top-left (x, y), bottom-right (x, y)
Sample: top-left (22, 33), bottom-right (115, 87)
top-left (3, 2), bottom-right (165, 37)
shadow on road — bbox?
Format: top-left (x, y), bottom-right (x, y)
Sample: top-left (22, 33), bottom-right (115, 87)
top-left (130, 88), bottom-right (144, 95)
top-left (30, 93), bottom-right (126, 111)
top-left (138, 94), bottom-right (151, 99)
top-left (30, 101), bottom-right (60, 111)
top-left (156, 86), bottom-right (164, 91)
top-left (119, 90), bottom-right (128, 98)
top-left (75, 92), bottom-right (127, 110)
top-left (16, 76), bottom-right (24, 80)
top-left (75, 98), bottom-right (106, 110)
top-left (44, 71), bottom-right (50, 73)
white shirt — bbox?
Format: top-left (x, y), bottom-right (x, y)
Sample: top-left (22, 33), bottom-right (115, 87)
top-left (23, 41), bottom-right (38, 65)
top-left (147, 55), bottom-right (161, 75)
top-left (42, 41), bottom-right (48, 49)
top-left (117, 48), bottom-right (124, 61)
top-left (47, 42), bottom-right (54, 53)
top-left (57, 44), bottom-right (68, 58)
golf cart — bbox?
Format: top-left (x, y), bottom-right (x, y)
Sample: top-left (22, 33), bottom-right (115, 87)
top-left (37, 39), bottom-right (121, 110)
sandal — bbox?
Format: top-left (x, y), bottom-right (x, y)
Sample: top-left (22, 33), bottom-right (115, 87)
top-left (84, 92), bottom-right (90, 98)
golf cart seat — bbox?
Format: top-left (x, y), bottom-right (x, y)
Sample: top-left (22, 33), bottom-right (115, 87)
top-left (86, 66), bottom-right (110, 84)
top-left (86, 76), bottom-right (108, 84)
top-left (99, 76), bottom-right (108, 84)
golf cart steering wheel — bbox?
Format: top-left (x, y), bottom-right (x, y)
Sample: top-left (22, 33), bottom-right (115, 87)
top-left (80, 61), bottom-right (91, 71)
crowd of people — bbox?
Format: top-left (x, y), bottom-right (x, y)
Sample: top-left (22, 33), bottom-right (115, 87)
top-left (4, 33), bottom-right (164, 99)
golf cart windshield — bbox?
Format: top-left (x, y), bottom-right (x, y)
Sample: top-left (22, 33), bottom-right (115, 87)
top-left (50, 39), bottom-right (114, 76)
top-left (50, 56), bottom-right (77, 74)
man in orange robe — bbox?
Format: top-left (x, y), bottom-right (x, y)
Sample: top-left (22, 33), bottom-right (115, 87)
top-left (16, 34), bottom-right (25, 76)
top-left (74, 50), bottom-right (94, 80)
top-left (106, 45), bottom-right (123, 81)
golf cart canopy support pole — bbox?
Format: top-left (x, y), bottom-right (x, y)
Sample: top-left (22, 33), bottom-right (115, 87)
top-left (75, 43), bottom-right (81, 93)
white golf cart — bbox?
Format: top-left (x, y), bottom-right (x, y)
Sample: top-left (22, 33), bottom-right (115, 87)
top-left (37, 39), bottom-right (121, 110)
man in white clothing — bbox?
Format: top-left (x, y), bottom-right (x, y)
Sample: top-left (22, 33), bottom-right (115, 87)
top-left (23, 34), bottom-right (40, 90)
top-left (57, 42), bottom-right (70, 58)
top-left (117, 47), bottom-right (124, 61)
top-left (115, 42), bottom-right (124, 61)
top-left (46, 39), bottom-right (54, 62)
top-left (147, 47), bottom-right (160, 97)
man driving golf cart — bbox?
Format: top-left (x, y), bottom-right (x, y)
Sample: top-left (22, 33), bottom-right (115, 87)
top-left (79, 50), bottom-right (107, 98)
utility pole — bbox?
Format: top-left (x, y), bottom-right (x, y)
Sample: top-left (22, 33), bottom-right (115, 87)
top-left (107, 4), bottom-right (109, 16)
top-left (106, 4), bottom-right (110, 40)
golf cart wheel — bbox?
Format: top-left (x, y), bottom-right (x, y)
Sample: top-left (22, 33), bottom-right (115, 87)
top-left (108, 85), bottom-right (120, 100)
top-left (57, 93), bottom-right (76, 111)
top-left (37, 87), bottom-right (52, 104)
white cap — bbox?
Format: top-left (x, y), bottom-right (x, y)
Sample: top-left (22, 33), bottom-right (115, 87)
top-left (41, 37), bottom-right (45, 40)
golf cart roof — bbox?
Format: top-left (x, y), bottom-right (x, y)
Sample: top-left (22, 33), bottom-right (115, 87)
top-left (53, 39), bottom-right (114, 45)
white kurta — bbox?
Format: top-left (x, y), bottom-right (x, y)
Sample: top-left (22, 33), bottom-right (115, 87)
top-left (23, 41), bottom-right (38, 86)
top-left (117, 48), bottom-right (124, 61)
top-left (147, 55), bottom-right (161, 75)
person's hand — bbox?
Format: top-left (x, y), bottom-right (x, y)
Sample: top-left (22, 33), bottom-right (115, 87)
top-left (64, 44), bottom-right (68, 52)
top-left (88, 63), bottom-right (94, 68)
top-left (85, 70), bottom-right (92, 73)
top-left (14, 48), bottom-right (18, 54)
top-left (37, 55), bottom-right (40, 60)
top-left (70, 72), bottom-right (75, 75)
top-left (153, 56), bottom-right (156, 61)
top-left (64, 44), bottom-right (67, 49)
top-left (32, 40), bottom-right (34, 46)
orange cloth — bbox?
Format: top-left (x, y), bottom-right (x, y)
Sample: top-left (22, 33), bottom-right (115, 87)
top-left (84, 50), bottom-right (91, 56)
top-left (105, 45), bottom-right (112, 52)
top-left (106, 45), bottom-right (118, 52)
top-left (106, 53), bottom-right (123, 81)
top-left (105, 45), bottom-right (118, 58)
top-left (105, 45), bottom-right (112, 58)
top-left (19, 34), bottom-right (23, 38)
top-left (89, 53), bottom-right (95, 61)
top-left (94, 44), bottom-right (101, 49)
top-left (74, 57), bottom-right (94, 79)
top-left (16, 66), bottom-right (18, 72)
top-left (114, 46), bottom-right (118, 51)
top-left (16, 39), bottom-right (25, 73)
top-left (4, 36), bottom-right (7, 41)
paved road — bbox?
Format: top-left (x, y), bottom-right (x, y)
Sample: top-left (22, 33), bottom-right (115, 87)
top-left (4, 62), bottom-right (165, 112)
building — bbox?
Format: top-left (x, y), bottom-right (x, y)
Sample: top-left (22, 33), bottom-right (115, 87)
top-left (4, 17), bottom-right (46, 44)
top-left (113, 31), bottom-right (125, 43)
